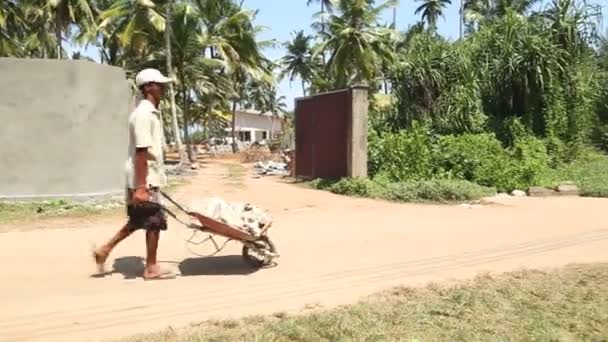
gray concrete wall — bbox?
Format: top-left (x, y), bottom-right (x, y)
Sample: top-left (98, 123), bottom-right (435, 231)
top-left (0, 58), bottom-right (131, 201)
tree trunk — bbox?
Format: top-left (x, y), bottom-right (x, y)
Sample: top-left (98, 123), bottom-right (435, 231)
top-left (392, 7), bottom-right (397, 28)
top-left (231, 100), bottom-right (238, 153)
top-left (302, 79), bottom-right (306, 96)
top-left (165, 5), bottom-right (187, 165)
top-left (181, 75), bottom-right (193, 162)
top-left (320, 1), bottom-right (326, 64)
top-left (55, 16), bottom-right (62, 59)
top-left (158, 107), bottom-right (168, 153)
top-left (205, 97), bottom-right (216, 141)
top-left (459, 0), bottom-right (464, 39)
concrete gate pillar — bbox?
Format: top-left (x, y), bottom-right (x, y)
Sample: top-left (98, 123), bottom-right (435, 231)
top-left (347, 84), bottom-right (369, 178)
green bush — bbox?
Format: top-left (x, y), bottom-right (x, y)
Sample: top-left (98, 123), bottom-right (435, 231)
top-left (368, 123), bottom-right (435, 182)
top-left (324, 177), bottom-right (383, 198)
top-left (510, 136), bottom-right (551, 188)
top-left (311, 178), bottom-right (495, 203)
top-left (436, 133), bottom-right (515, 191)
top-left (189, 131), bottom-right (206, 144)
top-left (367, 122), bottom-right (608, 195)
top-left (548, 149), bottom-right (608, 197)
top-left (369, 124), bottom-right (558, 192)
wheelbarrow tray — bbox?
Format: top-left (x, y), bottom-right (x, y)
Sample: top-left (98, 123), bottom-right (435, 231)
top-left (158, 190), bottom-right (278, 268)
top-left (188, 211), bottom-right (261, 242)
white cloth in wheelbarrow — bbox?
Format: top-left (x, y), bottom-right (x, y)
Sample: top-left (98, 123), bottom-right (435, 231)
top-left (187, 197), bottom-right (271, 237)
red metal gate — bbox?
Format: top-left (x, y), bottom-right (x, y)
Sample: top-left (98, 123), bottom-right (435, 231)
top-left (295, 89), bottom-right (351, 179)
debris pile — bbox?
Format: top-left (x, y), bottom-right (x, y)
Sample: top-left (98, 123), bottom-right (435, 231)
top-left (187, 197), bottom-right (271, 237)
top-left (254, 161), bottom-right (289, 176)
top-left (241, 145), bottom-right (276, 163)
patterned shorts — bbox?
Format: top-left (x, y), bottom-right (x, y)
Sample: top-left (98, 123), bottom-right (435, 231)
top-left (125, 187), bottom-right (167, 231)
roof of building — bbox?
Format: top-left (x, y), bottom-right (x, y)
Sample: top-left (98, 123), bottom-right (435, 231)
top-left (235, 109), bottom-right (285, 119)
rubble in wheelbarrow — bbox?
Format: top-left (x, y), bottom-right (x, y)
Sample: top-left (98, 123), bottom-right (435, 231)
top-left (254, 161), bottom-right (289, 176)
top-left (187, 197), bottom-right (271, 237)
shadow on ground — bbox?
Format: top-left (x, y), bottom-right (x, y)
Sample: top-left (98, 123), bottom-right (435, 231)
top-left (178, 255), bottom-right (258, 276)
top-left (91, 255), bottom-right (258, 279)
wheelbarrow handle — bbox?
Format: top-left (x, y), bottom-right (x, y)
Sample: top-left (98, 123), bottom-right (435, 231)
top-left (159, 190), bottom-right (191, 215)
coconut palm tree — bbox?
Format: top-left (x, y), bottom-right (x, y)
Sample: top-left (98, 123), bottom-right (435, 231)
top-left (316, 0), bottom-right (398, 88)
top-left (539, 0), bottom-right (601, 57)
top-left (307, 0), bottom-right (334, 33)
top-left (189, 0), bottom-right (269, 152)
top-left (280, 30), bottom-right (315, 95)
top-left (0, 0), bottom-right (27, 56)
top-left (415, 0), bottom-right (452, 31)
top-left (98, 0), bottom-right (166, 63)
top-left (45, 0), bottom-right (96, 59)
top-left (100, 0), bottom-right (190, 165)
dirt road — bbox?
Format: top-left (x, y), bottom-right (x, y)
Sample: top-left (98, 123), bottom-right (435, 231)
top-left (0, 160), bottom-right (606, 342)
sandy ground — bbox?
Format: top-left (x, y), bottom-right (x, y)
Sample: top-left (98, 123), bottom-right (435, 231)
top-left (0, 159), bottom-right (606, 342)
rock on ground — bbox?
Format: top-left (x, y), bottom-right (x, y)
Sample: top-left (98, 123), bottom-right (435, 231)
top-left (511, 190), bottom-right (527, 197)
top-left (527, 187), bottom-right (557, 197)
top-left (556, 184), bottom-right (579, 196)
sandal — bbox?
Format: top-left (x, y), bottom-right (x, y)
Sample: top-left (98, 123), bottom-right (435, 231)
top-left (143, 270), bottom-right (177, 281)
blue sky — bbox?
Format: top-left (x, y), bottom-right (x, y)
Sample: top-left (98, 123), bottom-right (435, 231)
top-left (73, 0), bottom-right (606, 110)
top-left (243, 0), bottom-right (606, 110)
top-left (245, 0), bottom-right (463, 110)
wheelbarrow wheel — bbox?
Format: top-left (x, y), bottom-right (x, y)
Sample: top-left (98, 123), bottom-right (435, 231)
top-left (242, 236), bottom-right (276, 268)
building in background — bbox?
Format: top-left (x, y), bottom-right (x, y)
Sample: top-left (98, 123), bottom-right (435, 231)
top-left (225, 109), bottom-right (285, 144)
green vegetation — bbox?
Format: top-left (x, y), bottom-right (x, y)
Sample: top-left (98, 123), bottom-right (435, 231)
top-left (0, 199), bottom-right (122, 225)
top-left (542, 149), bottom-right (608, 197)
top-left (310, 177), bottom-right (495, 203)
top-left (368, 125), bottom-right (608, 196)
top-left (120, 263), bottom-right (608, 342)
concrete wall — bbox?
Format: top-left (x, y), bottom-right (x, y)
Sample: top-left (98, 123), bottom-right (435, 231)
top-left (0, 58), bottom-right (131, 201)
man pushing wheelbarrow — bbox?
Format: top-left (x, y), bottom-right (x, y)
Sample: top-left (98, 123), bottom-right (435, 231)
top-left (93, 68), bottom-right (278, 280)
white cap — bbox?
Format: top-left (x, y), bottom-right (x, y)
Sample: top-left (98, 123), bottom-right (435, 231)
top-left (135, 68), bottom-right (173, 87)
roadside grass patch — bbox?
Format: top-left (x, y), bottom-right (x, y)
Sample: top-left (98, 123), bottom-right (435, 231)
top-left (0, 199), bottom-right (123, 224)
top-left (542, 149), bottom-right (608, 197)
top-left (309, 177), bottom-right (495, 203)
top-left (0, 175), bottom-right (190, 225)
top-left (120, 263), bottom-right (608, 342)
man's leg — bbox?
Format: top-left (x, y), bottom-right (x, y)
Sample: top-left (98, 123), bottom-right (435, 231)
top-left (143, 229), bottom-right (160, 277)
top-left (93, 223), bottom-right (134, 272)
top-left (142, 190), bottom-right (175, 280)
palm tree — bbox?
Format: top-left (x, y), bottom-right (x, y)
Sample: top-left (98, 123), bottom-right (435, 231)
top-left (99, 0), bottom-right (188, 165)
top-left (307, 0), bottom-right (334, 33)
top-left (14, 1), bottom-right (59, 58)
top-left (539, 0), bottom-right (601, 57)
top-left (46, 0), bottom-right (96, 59)
top-left (415, 0), bottom-right (452, 31)
top-left (316, 0), bottom-right (398, 88)
top-left (0, 0), bottom-right (26, 56)
top-left (189, 1), bottom-right (269, 152)
top-left (98, 0), bottom-right (166, 64)
top-left (280, 30), bottom-right (315, 95)
top-left (463, 0), bottom-right (540, 30)
top-left (163, 3), bottom-right (188, 164)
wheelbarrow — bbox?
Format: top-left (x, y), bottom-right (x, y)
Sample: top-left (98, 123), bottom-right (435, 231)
top-left (159, 191), bottom-right (279, 268)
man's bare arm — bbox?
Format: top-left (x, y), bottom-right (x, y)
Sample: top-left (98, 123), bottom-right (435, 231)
top-left (134, 147), bottom-right (149, 189)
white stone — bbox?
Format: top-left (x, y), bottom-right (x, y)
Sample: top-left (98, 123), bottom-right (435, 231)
top-left (511, 190), bottom-right (526, 197)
